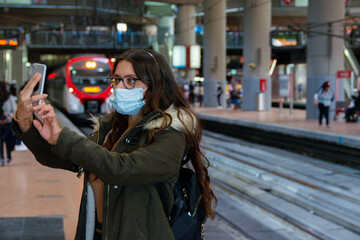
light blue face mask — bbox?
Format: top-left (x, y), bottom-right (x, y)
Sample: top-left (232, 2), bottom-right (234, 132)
top-left (109, 88), bottom-right (146, 115)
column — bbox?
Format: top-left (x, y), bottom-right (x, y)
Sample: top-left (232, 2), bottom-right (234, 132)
top-left (306, 0), bottom-right (344, 119)
top-left (203, 0), bottom-right (226, 107)
top-left (159, 16), bottom-right (175, 64)
top-left (175, 4), bottom-right (196, 84)
top-left (242, 0), bottom-right (272, 111)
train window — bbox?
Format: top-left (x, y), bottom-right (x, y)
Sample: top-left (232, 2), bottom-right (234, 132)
top-left (70, 59), bottom-right (111, 93)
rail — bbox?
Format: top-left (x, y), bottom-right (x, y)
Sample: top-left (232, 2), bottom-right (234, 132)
top-left (25, 31), bottom-right (244, 49)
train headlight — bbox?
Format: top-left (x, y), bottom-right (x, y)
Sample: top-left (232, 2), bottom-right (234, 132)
top-left (84, 86), bottom-right (101, 93)
top-left (69, 87), bottom-right (74, 93)
top-left (85, 61), bottom-right (97, 69)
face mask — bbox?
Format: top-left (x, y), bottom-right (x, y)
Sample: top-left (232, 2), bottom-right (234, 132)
top-left (110, 88), bottom-right (146, 115)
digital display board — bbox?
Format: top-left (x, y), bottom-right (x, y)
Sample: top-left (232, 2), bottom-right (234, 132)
top-left (173, 45), bottom-right (186, 68)
top-left (0, 38), bottom-right (19, 48)
top-left (0, 29), bottom-right (19, 49)
top-left (270, 30), bottom-right (301, 48)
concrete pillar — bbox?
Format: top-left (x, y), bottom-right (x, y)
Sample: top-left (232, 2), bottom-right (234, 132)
top-left (4, 50), bottom-right (13, 84)
top-left (243, 0), bottom-right (272, 111)
top-left (203, 0), bottom-right (226, 107)
top-left (159, 16), bottom-right (175, 64)
top-left (159, 16), bottom-right (175, 36)
top-left (306, 0), bottom-right (344, 119)
top-left (175, 4), bottom-right (196, 84)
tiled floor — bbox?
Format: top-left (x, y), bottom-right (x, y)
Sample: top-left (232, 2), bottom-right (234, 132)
top-left (194, 107), bottom-right (360, 137)
top-left (0, 149), bottom-right (82, 240)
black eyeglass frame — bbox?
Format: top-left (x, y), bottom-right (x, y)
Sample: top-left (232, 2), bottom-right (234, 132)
top-left (107, 75), bottom-right (141, 89)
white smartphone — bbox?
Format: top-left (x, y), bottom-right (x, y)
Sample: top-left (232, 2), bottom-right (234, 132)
top-left (30, 63), bottom-right (47, 106)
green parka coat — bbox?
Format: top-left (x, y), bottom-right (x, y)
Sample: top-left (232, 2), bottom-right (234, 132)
top-left (11, 106), bottom-right (195, 240)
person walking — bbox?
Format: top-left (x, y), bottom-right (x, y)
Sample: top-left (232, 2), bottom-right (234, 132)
top-left (189, 81), bottom-right (195, 106)
top-left (12, 49), bottom-right (217, 240)
top-left (345, 91), bottom-right (360, 122)
top-left (318, 81), bottom-right (334, 127)
top-left (0, 82), bottom-right (17, 166)
top-left (216, 82), bottom-right (223, 108)
top-left (198, 82), bottom-right (204, 107)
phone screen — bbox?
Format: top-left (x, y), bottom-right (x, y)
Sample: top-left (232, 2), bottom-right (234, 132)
top-left (30, 63), bottom-right (47, 106)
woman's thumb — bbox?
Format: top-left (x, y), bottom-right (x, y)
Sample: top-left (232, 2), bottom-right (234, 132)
top-left (33, 119), bottom-right (42, 132)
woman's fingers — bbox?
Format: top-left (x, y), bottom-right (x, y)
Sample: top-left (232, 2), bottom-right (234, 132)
top-left (37, 104), bottom-right (54, 115)
top-left (42, 112), bottom-right (56, 119)
top-left (17, 75), bottom-right (47, 120)
top-left (32, 102), bottom-right (46, 111)
top-left (33, 119), bottom-right (43, 132)
top-left (23, 73), bottom-right (42, 94)
top-left (30, 94), bottom-right (48, 106)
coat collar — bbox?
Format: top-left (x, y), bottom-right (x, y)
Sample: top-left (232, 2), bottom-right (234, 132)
top-left (93, 105), bottom-right (196, 137)
top-left (143, 105), bottom-right (197, 134)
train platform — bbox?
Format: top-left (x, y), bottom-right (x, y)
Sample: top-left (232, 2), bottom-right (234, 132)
top-left (194, 107), bottom-right (360, 149)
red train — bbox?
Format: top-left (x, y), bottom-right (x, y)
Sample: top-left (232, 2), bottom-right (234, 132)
top-left (47, 55), bottom-right (113, 116)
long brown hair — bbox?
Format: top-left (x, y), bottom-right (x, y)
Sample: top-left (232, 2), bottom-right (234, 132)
top-left (103, 49), bottom-right (217, 219)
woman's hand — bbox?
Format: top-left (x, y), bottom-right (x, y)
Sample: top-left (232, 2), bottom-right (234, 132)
top-left (15, 73), bottom-right (48, 133)
top-left (33, 104), bottom-right (62, 145)
top-left (17, 73), bottom-right (48, 120)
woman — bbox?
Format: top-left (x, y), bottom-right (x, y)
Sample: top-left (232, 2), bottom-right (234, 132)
top-left (0, 81), bottom-right (17, 166)
top-left (12, 49), bottom-right (217, 240)
top-left (318, 81), bottom-right (334, 127)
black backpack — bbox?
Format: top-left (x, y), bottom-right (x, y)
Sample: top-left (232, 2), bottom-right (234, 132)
top-left (155, 157), bottom-right (206, 240)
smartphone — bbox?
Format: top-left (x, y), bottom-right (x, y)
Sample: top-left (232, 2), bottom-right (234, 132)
top-left (30, 63), bottom-right (47, 106)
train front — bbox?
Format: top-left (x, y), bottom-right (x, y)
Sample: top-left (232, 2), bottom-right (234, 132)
top-left (64, 56), bottom-right (112, 116)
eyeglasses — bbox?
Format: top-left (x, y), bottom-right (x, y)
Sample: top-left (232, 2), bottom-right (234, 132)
top-left (107, 75), bottom-right (140, 89)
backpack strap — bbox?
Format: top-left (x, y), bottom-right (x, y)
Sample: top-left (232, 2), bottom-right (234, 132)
top-left (155, 182), bottom-right (171, 217)
top-left (155, 143), bottom-right (190, 218)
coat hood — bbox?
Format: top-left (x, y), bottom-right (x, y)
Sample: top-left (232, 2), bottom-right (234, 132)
top-left (91, 105), bottom-right (197, 135)
top-left (143, 105), bottom-right (197, 134)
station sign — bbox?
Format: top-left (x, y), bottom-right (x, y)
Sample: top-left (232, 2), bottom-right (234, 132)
top-left (337, 70), bottom-right (352, 78)
top-left (0, 29), bottom-right (19, 49)
top-left (172, 44), bottom-right (201, 69)
top-left (281, 0), bottom-right (308, 7)
top-left (0, 38), bottom-right (19, 49)
top-left (282, 0), bottom-right (294, 6)
top-left (259, 78), bottom-right (267, 92)
top-left (270, 30), bottom-right (303, 48)
top-left (279, 75), bottom-right (289, 97)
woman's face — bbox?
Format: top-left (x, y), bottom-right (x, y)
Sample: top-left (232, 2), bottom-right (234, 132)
top-left (113, 60), bottom-right (148, 90)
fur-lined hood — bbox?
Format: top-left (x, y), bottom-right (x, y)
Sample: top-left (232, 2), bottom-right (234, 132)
top-left (91, 105), bottom-right (197, 134)
top-left (143, 105), bottom-right (197, 133)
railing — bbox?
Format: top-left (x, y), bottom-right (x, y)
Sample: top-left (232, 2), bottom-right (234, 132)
top-left (26, 31), bottom-right (154, 49)
top-left (195, 32), bottom-right (243, 49)
top-left (26, 31), bottom-right (244, 49)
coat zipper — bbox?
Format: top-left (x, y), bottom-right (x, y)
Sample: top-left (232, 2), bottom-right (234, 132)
top-left (95, 123), bottom-right (110, 240)
top-left (103, 112), bottom-right (160, 239)
top-left (105, 185), bottom-right (110, 240)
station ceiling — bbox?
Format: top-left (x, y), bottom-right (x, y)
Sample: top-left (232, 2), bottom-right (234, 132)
top-left (0, 0), bottom-right (242, 31)
top-left (1, 1), bottom-right (360, 33)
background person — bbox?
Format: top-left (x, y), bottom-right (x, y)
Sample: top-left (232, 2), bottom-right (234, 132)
top-left (226, 78), bottom-right (242, 110)
top-left (11, 49), bottom-right (217, 240)
top-left (0, 81), bottom-right (17, 166)
top-left (216, 82), bottom-right (223, 108)
top-left (198, 81), bottom-right (204, 107)
top-left (318, 81), bottom-right (334, 127)
top-left (345, 91), bottom-right (360, 122)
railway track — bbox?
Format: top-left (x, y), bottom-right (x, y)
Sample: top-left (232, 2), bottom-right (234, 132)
top-left (200, 117), bottom-right (360, 168)
top-left (203, 131), bottom-right (360, 240)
